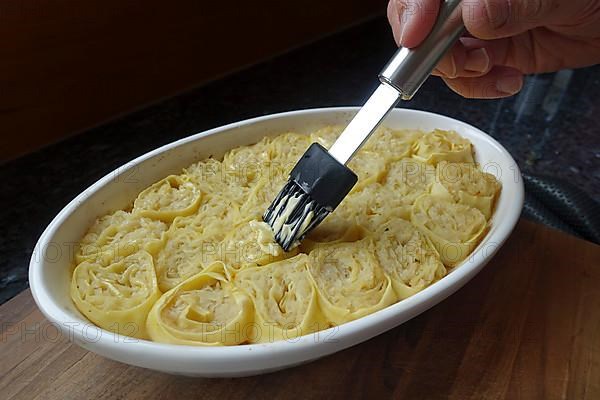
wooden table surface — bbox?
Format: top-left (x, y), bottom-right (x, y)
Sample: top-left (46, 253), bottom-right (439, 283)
top-left (1, 219), bottom-right (599, 400)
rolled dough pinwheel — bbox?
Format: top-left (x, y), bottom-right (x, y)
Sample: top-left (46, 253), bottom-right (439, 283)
top-left (431, 161), bottom-right (501, 219)
top-left (331, 182), bottom-right (398, 233)
top-left (307, 240), bottom-right (396, 325)
top-left (239, 172), bottom-right (288, 221)
top-left (76, 210), bottom-right (167, 266)
top-left (364, 127), bottom-right (423, 162)
top-left (146, 264), bottom-right (254, 346)
top-left (218, 219), bottom-right (291, 273)
top-left (347, 150), bottom-right (388, 191)
top-left (412, 129), bottom-right (474, 165)
top-left (183, 158), bottom-right (250, 206)
top-left (381, 158), bottom-right (435, 220)
top-left (371, 218), bottom-right (446, 299)
top-left (222, 136), bottom-right (271, 186)
top-left (133, 175), bottom-right (202, 221)
top-left (411, 194), bottom-right (488, 266)
top-left (300, 206), bottom-right (365, 250)
top-left (71, 250), bottom-right (160, 339)
top-left (155, 223), bottom-right (210, 292)
top-left (234, 254), bottom-right (326, 342)
top-left (155, 194), bottom-right (242, 291)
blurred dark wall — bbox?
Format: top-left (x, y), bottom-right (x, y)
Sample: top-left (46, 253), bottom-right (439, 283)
top-left (0, 0), bottom-right (387, 161)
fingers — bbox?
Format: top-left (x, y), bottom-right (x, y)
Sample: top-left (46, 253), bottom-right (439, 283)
top-left (389, 0), bottom-right (556, 46)
top-left (387, 0), bottom-right (403, 46)
top-left (433, 41), bottom-right (490, 79)
top-left (390, 0), bottom-right (571, 45)
top-left (431, 37), bottom-right (523, 97)
top-left (441, 66), bottom-right (524, 98)
top-left (387, 0), bottom-right (440, 48)
top-left (386, 0), bottom-right (531, 98)
top-left (432, 37), bottom-right (510, 78)
top-left (461, 0), bottom-right (560, 40)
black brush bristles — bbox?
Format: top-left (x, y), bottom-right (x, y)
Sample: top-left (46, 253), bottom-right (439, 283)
top-left (262, 143), bottom-right (358, 251)
top-left (263, 180), bottom-right (330, 251)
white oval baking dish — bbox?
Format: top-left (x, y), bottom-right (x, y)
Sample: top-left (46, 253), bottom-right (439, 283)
top-left (29, 107), bottom-right (523, 377)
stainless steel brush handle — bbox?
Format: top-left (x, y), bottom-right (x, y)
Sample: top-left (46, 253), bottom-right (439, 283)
top-left (379, 0), bottom-right (464, 100)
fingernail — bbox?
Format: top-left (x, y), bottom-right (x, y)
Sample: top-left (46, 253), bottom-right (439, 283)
top-left (399, 22), bottom-right (406, 45)
top-left (496, 75), bottom-right (523, 95)
top-left (448, 53), bottom-right (457, 78)
top-left (464, 48), bottom-right (489, 73)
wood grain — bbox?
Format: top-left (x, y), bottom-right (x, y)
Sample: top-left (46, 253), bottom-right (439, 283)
top-left (0, 0), bottom-right (386, 161)
top-left (1, 219), bottom-right (599, 399)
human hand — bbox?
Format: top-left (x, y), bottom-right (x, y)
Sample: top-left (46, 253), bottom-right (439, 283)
top-left (387, 0), bottom-right (600, 98)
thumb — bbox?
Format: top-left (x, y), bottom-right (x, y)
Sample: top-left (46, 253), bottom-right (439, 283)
top-left (461, 0), bottom-right (561, 39)
top-left (388, 0), bottom-right (441, 48)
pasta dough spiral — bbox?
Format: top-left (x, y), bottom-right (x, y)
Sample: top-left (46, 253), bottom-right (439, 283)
top-left (183, 158), bottom-right (251, 206)
top-left (71, 250), bottom-right (160, 339)
top-left (307, 241), bottom-right (397, 325)
top-left (412, 129), bottom-right (474, 164)
top-left (155, 194), bottom-right (242, 291)
top-left (327, 183), bottom-right (395, 233)
top-left (347, 150), bottom-right (388, 191)
top-left (133, 175), bottom-right (202, 221)
top-left (234, 254), bottom-right (326, 342)
top-left (218, 219), bottom-right (290, 272)
top-left (147, 264), bottom-right (254, 346)
top-left (76, 211), bottom-right (166, 266)
top-left (222, 137), bottom-right (271, 185)
top-left (155, 223), bottom-right (210, 292)
top-left (302, 209), bottom-right (365, 247)
top-left (240, 173), bottom-right (288, 221)
top-left (372, 218), bottom-right (446, 299)
top-left (431, 161), bottom-right (501, 219)
top-left (363, 127), bottom-right (423, 161)
top-left (381, 158), bottom-right (435, 220)
top-left (411, 195), bottom-right (488, 266)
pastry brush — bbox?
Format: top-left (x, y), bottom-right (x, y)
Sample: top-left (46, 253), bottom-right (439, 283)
top-left (264, 0), bottom-right (464, 251)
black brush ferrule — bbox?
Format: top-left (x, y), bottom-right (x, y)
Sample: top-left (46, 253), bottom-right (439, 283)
top-left (290, 143), bottom-right (358, 211)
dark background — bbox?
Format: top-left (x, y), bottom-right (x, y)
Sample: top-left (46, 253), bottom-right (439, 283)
top-left (0, 0), bottom-right (386, 161)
